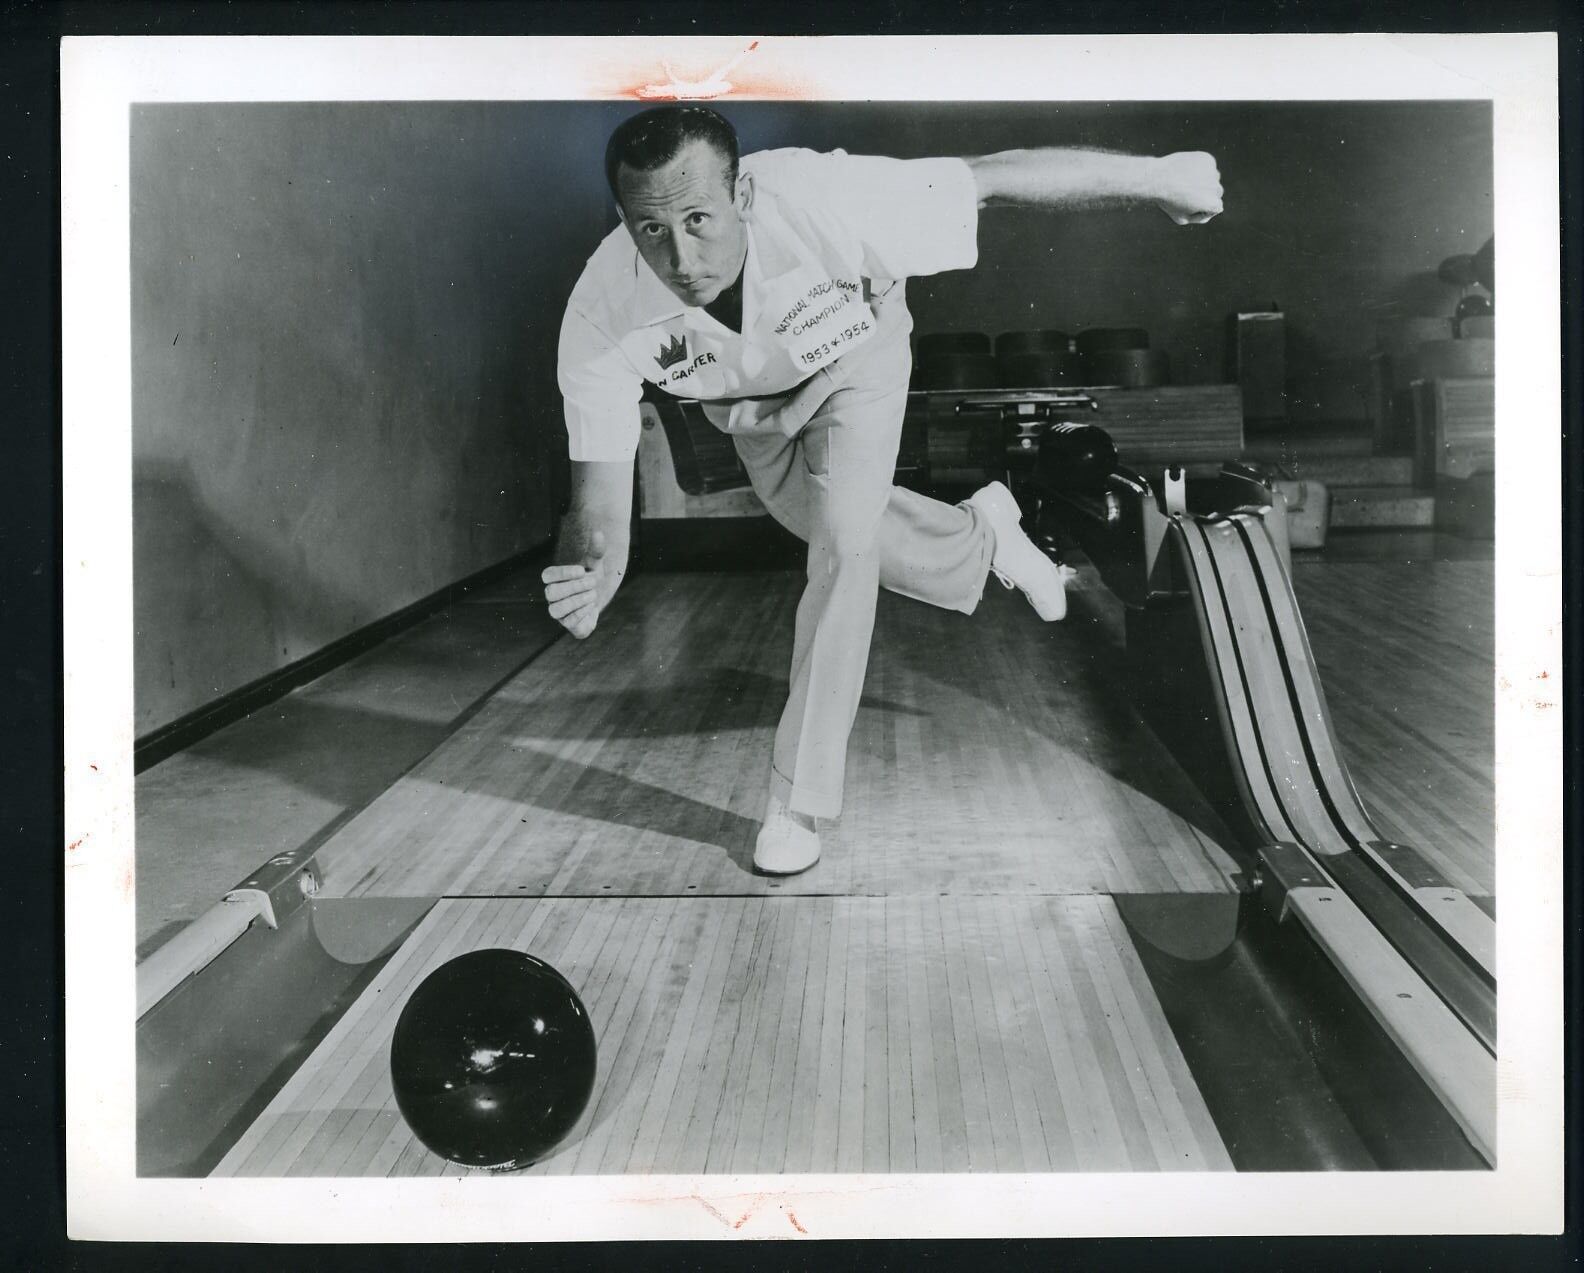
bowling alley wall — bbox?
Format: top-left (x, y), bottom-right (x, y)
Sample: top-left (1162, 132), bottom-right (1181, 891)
top-left (132, 102), bottom-right (630, 736)
top-left (132, 99), bottom-right (1491, 739)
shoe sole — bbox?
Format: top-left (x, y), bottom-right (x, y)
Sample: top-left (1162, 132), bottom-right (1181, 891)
top-left (753, 846), bottom-right (821, 876)
top-left (1025, 585), bottom-right (1067, 621)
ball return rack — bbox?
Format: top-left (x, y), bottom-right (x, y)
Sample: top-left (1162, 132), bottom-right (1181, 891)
top-left (1013, 405), bottom-right (1494, 1165)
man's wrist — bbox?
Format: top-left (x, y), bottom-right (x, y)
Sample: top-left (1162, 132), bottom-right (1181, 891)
top-left (1128, 154), bottom-right (1168, 202)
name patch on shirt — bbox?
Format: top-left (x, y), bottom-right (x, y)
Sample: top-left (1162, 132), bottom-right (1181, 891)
top-left (660, 349), bottom-right (718, 387)
top-left (625, 323), bottom-right (725, 396)
top-left (767, 271), bottom-right (876, 373)
top-left (772, 277), bottom-right (860, 336)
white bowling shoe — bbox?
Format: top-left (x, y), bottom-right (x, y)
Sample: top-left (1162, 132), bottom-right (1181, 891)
top-left (754, 794), bottom-right (821, 875)
top-left (968, 481), bottom-right (1077, 621)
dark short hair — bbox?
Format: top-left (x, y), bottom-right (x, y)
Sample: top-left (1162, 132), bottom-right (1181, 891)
top-left (604, 106), bottom-right (740, 207)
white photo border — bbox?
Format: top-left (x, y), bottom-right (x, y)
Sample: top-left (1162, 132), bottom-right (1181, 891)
top-left (62, 33), bottom-right (1565, 1241)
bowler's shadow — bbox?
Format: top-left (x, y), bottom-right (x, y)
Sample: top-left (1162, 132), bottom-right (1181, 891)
top-left (499, 746), bottom-right (763, 875)
top-left (885, 583), bottom-right (1237, 849)
top-left (515, 666), bottom-right (926, 738)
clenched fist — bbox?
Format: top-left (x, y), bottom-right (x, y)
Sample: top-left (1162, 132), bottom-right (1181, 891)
top-left (1153, 151), bottom-right (1223, 225)
top-left (541, 530), bottom-right (607, 640)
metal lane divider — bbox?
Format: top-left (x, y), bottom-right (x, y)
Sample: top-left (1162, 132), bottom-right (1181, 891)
top-left (136, 841), bottom-right (321, 1020)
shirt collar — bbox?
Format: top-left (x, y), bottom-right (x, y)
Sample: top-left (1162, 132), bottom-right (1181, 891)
top-left (629, 250), bottom-right (687, 328)
top-left (748, 207), bottom-right (806, 287)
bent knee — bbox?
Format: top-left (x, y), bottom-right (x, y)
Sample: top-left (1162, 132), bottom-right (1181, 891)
top-left (810, 517), bottom-right (882, 575)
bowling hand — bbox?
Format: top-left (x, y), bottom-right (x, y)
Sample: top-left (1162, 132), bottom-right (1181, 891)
top-left (542, 530), bottom-right (606, 640)
top-left (1153, 151), bottom-right (1223, 225)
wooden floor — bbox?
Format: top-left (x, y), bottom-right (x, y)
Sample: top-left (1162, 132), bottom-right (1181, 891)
top-left (215, 894), bottom-right (1232, 1176)
top-left (316, 575), bottom-right (1238, 900)
top-left (211, 551), bottom-right (1491, 1177)
top-left (1291, 559), bottom-right (1494, 896)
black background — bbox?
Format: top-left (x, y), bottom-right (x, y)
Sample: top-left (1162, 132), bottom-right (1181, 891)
top-left (3, 0), bottom-right (1579, 1269)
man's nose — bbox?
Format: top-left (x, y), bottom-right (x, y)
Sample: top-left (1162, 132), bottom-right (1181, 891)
top-left (669, 234), bottom-right (699, 277)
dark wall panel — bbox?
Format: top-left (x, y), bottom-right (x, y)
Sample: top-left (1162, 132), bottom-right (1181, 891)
top-left (730, 100), bottom-right (1492, 387)
top-left (132, 102), bottom-right (625, 735)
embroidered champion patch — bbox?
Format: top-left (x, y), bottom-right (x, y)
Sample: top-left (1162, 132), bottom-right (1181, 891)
top-left (655, 333), bottom-right (688, 371)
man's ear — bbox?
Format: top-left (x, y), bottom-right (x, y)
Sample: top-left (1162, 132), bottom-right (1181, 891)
top-left (735, 170), bottom-right (754, 217)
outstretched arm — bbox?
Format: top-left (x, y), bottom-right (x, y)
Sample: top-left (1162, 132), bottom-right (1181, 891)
top-left (964, 148), bottom-right (1223, 224)
top-left (541, 459), bottom-right (632, 639)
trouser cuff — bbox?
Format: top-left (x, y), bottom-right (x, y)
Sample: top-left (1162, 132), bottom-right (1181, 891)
top-left (955, 498), bottom-right (997, 615)
top-left (771, 765), bottom-right (843, 820)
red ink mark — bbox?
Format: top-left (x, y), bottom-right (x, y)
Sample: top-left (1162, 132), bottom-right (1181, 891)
top-left (634, 40), bottom-right (761, 100)
top-left (730, 1192), bottom-right (768, 1229)
top-left (786, 1209), bottom-right (807, 1235)
top-left (599, 42), bottom-right (813, 101)
top-left (89, 764), bottom-right (98, 771)
top-left (67, 839), bottom-right (82, 852)
top-left (1537, 670), bottom-right (1550, 679)
top-left (691, 1195), bottom-right (730, 1227)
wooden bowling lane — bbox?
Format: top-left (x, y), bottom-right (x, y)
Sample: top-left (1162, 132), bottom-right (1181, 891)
top-left (213, 894), bottom-right (1232, 1176)
top-left (313, 573), bottom-right (1238, 901)
top-left (1289, 559), bottom-right (1494, 897)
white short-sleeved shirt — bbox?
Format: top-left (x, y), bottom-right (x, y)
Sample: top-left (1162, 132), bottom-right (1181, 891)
top-left (558, 148), bottom-right (981, 462)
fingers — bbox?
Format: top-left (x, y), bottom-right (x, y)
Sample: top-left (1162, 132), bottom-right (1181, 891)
top-left (1158, 150), bottom-right (1222, 224)
top-left (1166, 201), bottom-right (1220, 226)
top-left (543, 562), bottom-right (600, 633)
top-left (544, 573), bottom-right (597, 605)
top-left (542, 557), bottom-right (604, 638)
top-left (542, 563), bottom-right (591, 584)
top-left (549, 592), bottom-right (599, 639)
top-left (547, 592), bottom-right (598, 624)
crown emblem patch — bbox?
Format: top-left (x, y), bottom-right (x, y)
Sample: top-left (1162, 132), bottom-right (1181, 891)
top-left (655, 333), bottom-right (688, 371)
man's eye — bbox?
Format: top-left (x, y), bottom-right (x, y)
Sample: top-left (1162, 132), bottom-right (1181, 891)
top-left (688, 213), bottom-right (709, 226)
top-left (643, 224), bottom-right (666, 237)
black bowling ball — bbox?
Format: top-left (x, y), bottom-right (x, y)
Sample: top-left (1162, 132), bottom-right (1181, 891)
top-left (1036, 422), bottom-right (1119, 492)
top-left (390, 948), bottom-right (598, 1171)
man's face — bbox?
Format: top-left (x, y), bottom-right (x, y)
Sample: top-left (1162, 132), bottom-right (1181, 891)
top-left (617, 139), bottom-right (749, 309)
